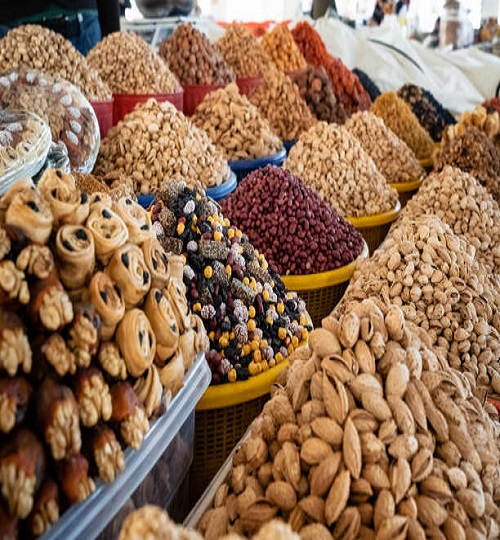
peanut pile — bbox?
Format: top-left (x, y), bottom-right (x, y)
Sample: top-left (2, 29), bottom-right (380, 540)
top-left (284, 122), bottom-right (399, 217)
top-left (371, 92), bottom-right (435, 160)
top-left (94, 99), bottom-right (230, 194)
top-left (86, 32), bottom-right (181, 95)
top-left (345, 112), bottom-right (424, 184)
top-left (191, 83), bottom-right (282, 161)
top-left (217, 25), bottom-right (274, 78)
top-left (0, 25), bottom-right (111, 101)
top-left (249, 70), bottom-right (316, 142)
top-left (159, 23), bottom-right (235, 86)
top-left (261, 25), bottom-right (306, 73)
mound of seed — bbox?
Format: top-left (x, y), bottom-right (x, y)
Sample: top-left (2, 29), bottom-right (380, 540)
top-left (192, 83), bottom-right (282, 161)
top-left (87, 32), bottom-right (180, 94)
top-left (261, 25), bottom-right (306, 73)
top-left (397, 84), bottom-right (455, 142)
top-left (352, 68), bottom-right (381, 102)
top-left (371, 92), bottom-right (435, 160)
top-left (345, 111), bottom-right (424, 184)
top-left (221, 165), bottom-right (364, 275)
top-left (0, 24), bottom-right (111, 101)
top-left (249, 70), bottom-right (316, 141)
top-left (94, 99), bottom-right (230, 193)
top-left (284, 122), bottom-right (399, 217)
top-left (150, 182), bottom-right (312, 384)
top-left (290, 65), bottom-right (347, 124)
top-left (159, 23), bottom-right (235, 86)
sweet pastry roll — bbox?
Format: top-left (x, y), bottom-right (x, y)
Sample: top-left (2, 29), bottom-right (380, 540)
top-left (114, 197), bottom-right (152, 246)
top-left (0, 307), bottom-right (32, 376)
top-left (55, 225), bottom-right (95, 290)
top-left (30, 272), bottom-right (74, 332)
top-left (164, 279), bottom-right (190, 334)
top-left (178, 328), bottom-right (197, 371)
top-left (0, 377), bottom-right (32, 434)
top-left (73, 367), bottom-right (112, 428)
top-left (159, 351), bottom-right (185, 397)
top-left (84, 272), bottom-right (125, 341)
top-left (133, 365), bottom-right (164, 418)
top-left (41, 334), bottom-right (77, 377)
top-left (105, 244), bottom-right (151, 309)
top-left (0, 177), bottom-right (35, 224)
top-left (28, 477), bottom-right (59, 537)
top-left (89, 191), bottom-right (113, 212)
top-left (144, 289), bottom-right (179, 366)
top-left (86, 424), bottom-right (124, 483)
top-left (56, 453), bottom-right (95, 505)
top-left (141, 238), bottom-right (169, 290)
top-left (16, 244), bottom-right (54, 280)
top-left (98, 341), bottom-right (127, 380)
top-left (86, 206), bottom-right (129, 265)
top-left (115, 309), bottom-right (156, 378)
top-left (67, 304), bottom-right (101, 370)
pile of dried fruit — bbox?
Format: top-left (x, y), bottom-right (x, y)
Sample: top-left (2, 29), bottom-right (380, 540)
top-left (290, 65), bottom-right (347, 124)
top-left (217, 25), bottom-right (274, 78)
top-left (284, 122), bottom-right (399, 217)
top-left (249, 70), bottom-right (316, 142)
top-left (261, 25), bottom-right (306, 73)
top-left (94, 99), bottom-right (230, 194)
top-left (150, 182), bottom-right (312, 384)
top-left (0, 25), bottom-right (111, 101)
top-left (192, 83), bottom-right (282, 161)
top-left (159, 23), bottom-right (235, 86)
top-left (86, 32), bottom-right (181, 94)
top-left (291, 22), bottom-right (371, 117)
top-left (371, 92), bottom-right (435, 160)
top-left (345, 111), bottom-right (424, 184)
top-left (198, 297), bottom-right (500, 539)
top-left (0, 170), bottom-right (207, 537)
top-left (220, 165), bottom-right (364, 275)
top-left (352, 68), bottom-right (381, 102)
top-left (397, 84), bottom-right (455, 142)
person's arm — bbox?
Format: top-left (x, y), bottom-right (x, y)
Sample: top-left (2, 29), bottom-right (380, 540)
top-left (96, 0), bottom-right (120, 37)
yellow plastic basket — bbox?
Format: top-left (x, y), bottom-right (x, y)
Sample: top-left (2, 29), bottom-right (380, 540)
top-left (280, 240), bottom-right (369, 328)
top-left (346, 202), bottom-right (401, 254)
top-left (390, 177), bottom-right (423, 208)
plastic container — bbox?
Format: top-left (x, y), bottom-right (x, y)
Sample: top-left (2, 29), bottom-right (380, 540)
top-left (280, 240), bottom-right (369, 328)
top-left (236, 76), bottom-right (263, 97)
top-left (137, 194), bottom-right (155, 209)
top-left (205, 171), bottom-right (237, 201)
top-left (91, 99), bottom-right (114, 139)
top-left (390, 177), bottom-right (423, 208)
top-left (41, 355), bottom-right (211, 540)
top-left (113, 92), bottom-right (184, 124)
top-left (182, 83), bottom-right (226, 116)
top-left (229, 147), bottom-right (286, 182)
top-left (346, 201), bottom-right (401, 254)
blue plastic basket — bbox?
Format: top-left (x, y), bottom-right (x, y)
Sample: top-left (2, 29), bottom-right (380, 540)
top-left (137, 194), bottom-right (155, 209)
top-left (205, 171), bottom-right (237, 201)
top-left (284, 140), bottom-right (296, 154)
top-left (229, 147), bottom-right (287, 182)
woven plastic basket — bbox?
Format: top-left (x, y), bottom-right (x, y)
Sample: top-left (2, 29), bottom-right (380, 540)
top-left (346, 201), bottom-right (401, 254)
top-left (280, 240), bottom-right (369, 328)
top-left (390, 177), bottom-right (423, 208)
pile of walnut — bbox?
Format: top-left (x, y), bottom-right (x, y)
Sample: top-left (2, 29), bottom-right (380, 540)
top-left (192, 83), bottom-right (283, 161)
top-left (0, 24), bottom-right (111, 101)
top-left (261, 25), bottom-right (307, 73)
top-left (0, 169), bottom-right (207, 538)
top-left (249, 69), bottom-right (317, 142)
top-left (198, 298), bottom-right (500, 539)
top-left (284, 122), bottom-right (399, 217)
top-left (87, 32), bottom-right (181, 95)
top-left (94, 99), bottom-right (231, 194)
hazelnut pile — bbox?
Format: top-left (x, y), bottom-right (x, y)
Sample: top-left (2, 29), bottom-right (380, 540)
top-left (192, 83), bottom-right (282, 161)
top-left (94, 99), bottom-right (230, 194)
top-left (284, 122), bottom-right (399, 217)
top-left (371, 92), bottom-right (435, 160)
top-left (249, 70), bottom-right (317, 142)
top-left (220, 165), bottom-right (364, 275)
top-left (150, 182), bottom-right (312, 384)
top-left (261, 25), bottom-right (306, 73)
top-left (0, 25), bottom-right (111, 101)
top-left (86, 32), bottom-right (181, 95)
top-left (290, 65), bottom-right (347, 124)
top-left (159, 23), bottom-right (235, 86)
top-left (217, 25), bottom-right (275, 78)
top-left (345, 111), bottom-right (424, 184)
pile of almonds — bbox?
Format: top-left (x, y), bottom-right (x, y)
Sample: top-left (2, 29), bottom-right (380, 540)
top-left (217, 25), bottom-right (274, 78)
top-left (284, 122), bottom-right (399, 217)
top-left (403, 166), bottom-right (500, 272)
top-left (0, 24), bottom-right (111, 101)
top-left (191, 83), bottom-right (282, 161)
top-left (198, 298), bottom-right (500, 539)
top-left (159, 23), bottom-right (235, 86)
top-left (86, 32), bottom-right (181, 94)
top-left (249, 70), bottom-right (316, 142)
top-left (345, 112), bottom-right (424, 184)
top-left (371, 92), bottom-right (435, 160)
top-left (94, 99), bottom-right (230, 193)
top-left (261, 25), bottom-right (306, 73)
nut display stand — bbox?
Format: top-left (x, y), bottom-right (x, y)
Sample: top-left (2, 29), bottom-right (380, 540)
top-left (390, 177), bottom-right (424, 208)
top-left (229, 148), bottom-right (287, 182)
top-left (41, 354), bottom-right (210, 540)
top-left (113, 92), bottom-right (184, 124)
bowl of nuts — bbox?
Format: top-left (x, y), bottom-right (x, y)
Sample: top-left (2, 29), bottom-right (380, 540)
top-left (113, 91), bottom-right (184, 124)
top-left (182, 83), bottom-right (227, 117)
top-left (236, 75), bottom-right (263, 97)
top-left (229, 148), bottom-right (286, 182)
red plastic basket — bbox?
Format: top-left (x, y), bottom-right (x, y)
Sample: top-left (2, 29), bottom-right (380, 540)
top-left (182, 83), bottom-right (226, 116)
top-left (90, 99), bottom-right (113, 139)
top-left (112, 92), bottom-right (184, 124)
top-left (236, 76), bottom-right (263, 97)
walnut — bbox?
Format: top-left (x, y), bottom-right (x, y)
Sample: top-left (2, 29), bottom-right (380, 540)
top-left (16, 244), bottom-right (54, 279)
top-left (0, 260), bottom-right (29, 304)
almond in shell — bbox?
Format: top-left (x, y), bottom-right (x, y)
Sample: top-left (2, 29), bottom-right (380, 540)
top-left (309, 327), bottom-right (342, 357)
top-left (265, 481), bottom-right (296, 512)
top-left (362, 463), bottom-right (390, 490)
top-left (325, 470), bottom-right (351, 526)
top-left (239, 498), bottom-right (278, 535)
top-left (349, 408), bottom-right (379, 433)
top-left (301, 437), bottom-right (333, 465)
top-left (416, 495), bottom-right (447, 527)
top-left (360, 432), bottom-right (386, 463)
top-left (282, 441), bottom-right (301, 490)
top-left (339, 312), bottom-right (360, 348)
top-left (361, 392), bottom-right (392, 422)
top-left (343, 416), bottom-right (362, 479)
top-left (311, 417), bottom-right (343, 447)
top-left (373, 489), bottom-right (395, 531)
top-left (323, 373), bottom-right (349, 424)
top-left (350, 478), bottom-right (374, 503)
top-left (390, 458), bottom-right (412, 504)
top-left (354, 339), bottom-right (375, 374)
top-left (411, 448), bottom-right (434, 482)
top-left (385, 362), bottom-right (410, 398)
top-left (299, 495), bottom-right (325, 523)
top-left (375, 515), bottom-right (408, 540)
top-left (310, 452), bottom-right (342, 497)
top-left (299, 523), bottom-right (333, 540)
top-left (333, 506), bottom-right (361, 540)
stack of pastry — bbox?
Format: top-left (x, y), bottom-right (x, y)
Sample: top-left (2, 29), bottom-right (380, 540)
top-left (0, 168), bottom-right (207, 538)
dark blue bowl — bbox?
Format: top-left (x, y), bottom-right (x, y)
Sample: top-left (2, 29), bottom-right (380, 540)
top-left (229, 147), bottom-right (286, 182)
top-left (136, 194), bottom-right (155, 209)
top-left (284, 140), bottom-right (296, 154)
top-left (205, 171), bottom-right (237, 201)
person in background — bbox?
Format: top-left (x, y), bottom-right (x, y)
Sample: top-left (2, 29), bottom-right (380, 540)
top-left (311, 0), bottom-right (338, 20)
top-left (0, 0), bottom-right (120, 55)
